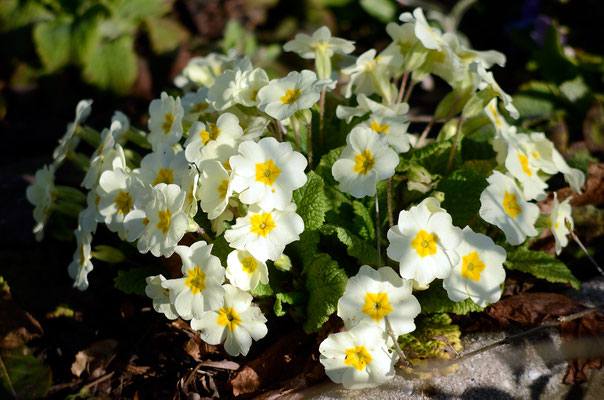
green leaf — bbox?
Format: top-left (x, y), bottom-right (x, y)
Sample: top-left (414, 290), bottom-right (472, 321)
top-left (352, 201), bottom-right (375, 241)
top-left (209, 235), bottom-right (231, 265)
top-left (504, 247), bottom-right (581, 290)
top-left (109, 0), bottom-right (170, 20)
top-left (360, 0), bottom-right (396, 23)
top-left (288, 230), bottom-right (320, 272)
top-left (512, 81), bottom-right (558, 121)
top-left (415, 282), bottom-right (485, 314)
top-left (303, 254), bottom-right (347, 333)
top-left (292, 171), bottom-right (327, 230)
top-left (0, 345), bottom-right (52, 399)
top-left (91, 245), bottom-right (126, 264)
top-left (0, 0), bottom-right (53, 33)
top-left (250, 281), bottom-right (274, 297)
top-left (273, 292), bottom-right (306, 317)
top-left (535, 23), bottom-right (578, 85)
top-left (316, 146), bottom-right (351, 210)
top-left (82, 35), bottom-right (137, 94)
top-left (33, 17), bottom-right (73, 71)
top-left (434, 88), bottom-right (473, 120)
top-left (144, 16), bottom-right (188, 54)
top-left (71, 6), bottom-right (103, 64)
top-left (398, 313), bottom-right (462, 364)
top-left (320, 224), bottom-right (377, 265)
top-left (114, 266), bottom-right (162, 296)
top-left (461, 134), bottom-right (496, 161)
top-left (438, 168), bottom-right (489, 227)
top-left (409, 137), bottom-right (456, 175)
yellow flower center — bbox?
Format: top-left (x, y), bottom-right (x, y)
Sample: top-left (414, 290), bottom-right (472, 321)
top-left (217, 179), bottom-right (230, 199)
top-left (532, 152), bottom-right (539, 159)
top-left (184, 265), bottom-right (206, 295)
top-left (502, 190), bottom-right (522, 219)
top-left (344, 346), bottom-right (373, 371)
top-left (370, 121), bottom-right (389, 134)
top-left (157, 209), bottom-right (172, 234)
top-left (191, 102), bottom-right (209, 114)
top-left (153, 168), bottom-right (174, 186)
top-left (518, 154), bottom-right (532, 176)
top-left (353, 150), bottom-right (375, 175)
top-left (461, 251), bottom-right (486, 281)
top-left (249, 212), bottom-right (276, 237)
top-left (250, 89), bottom-right (259, 102)
top-left (280, 88), bottom-right (301, 104)
top-left (187, 184), bottom-right (195, 205)
top-left (241, 256), bottom-right (258, 274)
top-left (114, 190), bottom-right (132, 215)
top-left (411, 229), bottom-right (438, 258)
top-left (217, 307), bottom-right (242, 332)
top-left (199, 124), bottom-right (221, 146)
top-left (255, 159), bottom-right (281, 186)
top-left (361, 292), bottom-right (393, 322)
top-left (162, 113), bottom-right (174, 134)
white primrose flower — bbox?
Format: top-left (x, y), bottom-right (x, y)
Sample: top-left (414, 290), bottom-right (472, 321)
top-left (178, 160), bottom-right (200, 217)
top-left (516, 132), bottom-right (585, 194)
top-left (230, 137), bottom-right (308, 211)
top-left (67, 227), bottom-right (94, 291)
top-left (283, 26), bottom-right (355, 59)
top-left (147, 92), bottom-right (184, 151)
top-left (124, 183), bottom-right (189, 257)
top-left (184, 113), bottom-right (244, 166)
top-left (443, 226), bottom-right (506, 307)
top-left (198, 161), bottom-right (233, 220)
top-left (191, 284), bottom-right (268, 357)
top-left (81, 125), bottom-right (127, 189)
top-left (78, 190), bottom-right (103, 234)
top-left (211, 65), bottom-right (269, 110)
top-left (336, 93), bottom-right (409, 124)
top-left (97, 167), bottom-right (147, 237)
top-left (227, 108), bottom-right (270, 141)
top-left (504, 137), bottom-right (548, 201)
top-left (26, 164), bottom-right (56, 241)
top-left (444, 33), bottom-right (506, 70)
top-left (484, 99), bottom-right (511, 135)
top-left (319, 322), bottom-right (397, 390)
top-left (386, 197), bottom-right (462, 286)
top-left (161, 241), bottom-right (226, 320)
top-left (549, 193), bottom-right (573, 255)
top-left (471, 62), bottom-right (519, 119)
top-left (332, 126), bottom-right (399, 198)
top-left (182, 87), bottom-right (214, 124)
top-left (378, 22), bottom-right (428, 72)
top-left (224, 203), bottom-right (304, 262)
top-left (53, 99), bottom-right (93, 166)
top-left (257, 70), bottom-right (321, 121)
top-left (174, 52), bottom-right (238, 89)
top-left (211, 201), bottom-right (236, 236)
top-left (400, 7), bottom-right (444, 51)
top-left (110, 111), bottom-right (130, 145)
top-left (361, 112), bottom-right (411, 153)
top-left (226, 250), bottom-right (269, 291)
top-left (133, 144), bottom-right (180, 187)
top-left (479, 171), bottom-right (539, 246)
top-left (145, 274), bottom-right (180, 320)
top-left (337, 265), bottom-right (420, 336)
top-left (341, 49), bottom-right (393, 102)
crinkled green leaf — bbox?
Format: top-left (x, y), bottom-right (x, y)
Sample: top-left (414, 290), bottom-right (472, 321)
top-left (209, 235), bottom-right (231, 265)
top-left (409, 137), bottom-right (458, 176)
top-left (91, 245), bottom-right (125, 264)
top-left (109, 0), bottom-right (170, 20)
top-left (273, 292), bottom-right (306, 317)
top-left (0, 0), bottom-right (53, 32)
top-left (536, 23), bottom-right (578, 85)
top-left (82, 35), bottom-right (137, 94)
top-left (438, 168), bottom-right (489, 227)
top-left (316, 146), bottom-right (351, 210)
top-left (303, 254), bottom-right (347, 333)
top-left (434, 88), bottom-right (473, 120)
top-left (33, 17), bottom-right (73, 71)
top-left (504, 247), bottom-right (581, 290)
top-left (416, 282), bottom-right (485, 314)
top-left (513, 81), bottom-right (558, 121)
top-left (461, 134), bottom-right (496, 161)
top-left (398, 313), bottom-right (462, 365)
top-left (71, 6), bottom-right (104, 64)
top-left (352, 200), bottom-right (374, 241)
top-left (250, 281), bottom-right (274, 297)
top-left (0, 345), bottom-right (52, 399)
top-left (292, 171), bottom-right (327, 230)
top-left (320, 224), bottom-right (377, 266)
top-left (144, 16), bottom-right (188, 54)
top-left (288, 230), bottom-right (320, 273)
top-left (114, 266), bottom-right (163, 296)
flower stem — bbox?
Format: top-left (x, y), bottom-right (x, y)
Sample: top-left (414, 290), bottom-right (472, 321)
top-left (195, 226), bottom-right (213, 243)
top-left (416, 117), bottom-right (435, 148)
top-left (294, 123), bottom-right (300, 152)
top-left (375, 191), bottom-right (381, 269)
top-left (396, 70), bottom-right (410, 104)
top-left (445, 117), bottom-right (464, 175)
top-left (387, 178), bottom-right (394, 228)
top-left (384, 316), bottom-right (413, 367)
top-left (319, 88), bottom-right (326, 153)
top-left (273, 119), bottom-right (283, 142)
top-left (307, 122), bottom-right (313, 169)
top-left (570, 229), bottom-right (604, 276)
top-left (403, 80), bottom-right (417, 103)
top-left (228, 204), bottom-right (241, 218)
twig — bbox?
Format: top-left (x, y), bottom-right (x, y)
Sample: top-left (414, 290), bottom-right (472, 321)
top-left (319, 88), bottom-right (326, 152)
top-left (411, 304), bottom-right (604, 372)
top-left (307, 122), bottom-right (313, 169)
top-left (196, 226), bottom-right (213, 243)
top-left (570, 228), bottom-right (604, 276)
top-left (375, 191), bottom-right (381, 269)
top-left (82, 371), bottom-right (115, 390)
top-left (445, 117), bottom-right (464, 175)
top-left (396, 70), bottom-right (410, 104)
top-left (384, 316), bottom-right (413, 367)
top-left (416, 117), bottom-right (436, 148)
top-left (403, 80), bottom-right (417, 103)
top-left (387, 178), bottom-right (394, 228)
top-left (408, 116), bottom-right (446, 123)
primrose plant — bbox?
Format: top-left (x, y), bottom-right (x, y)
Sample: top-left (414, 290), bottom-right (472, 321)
top-left (28, 7), bottom-right (586, 390)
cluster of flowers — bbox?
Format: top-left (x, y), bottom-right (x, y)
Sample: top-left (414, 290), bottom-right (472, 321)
top-left (26, 6), bottom-right (584, 390)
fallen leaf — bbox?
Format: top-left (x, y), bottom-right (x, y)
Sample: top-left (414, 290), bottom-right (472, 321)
top-left (71, 339), bottom-right (118, 379)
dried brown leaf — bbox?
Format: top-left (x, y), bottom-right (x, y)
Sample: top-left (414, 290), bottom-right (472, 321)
top-left (71, 339), bottom-right (118, 378)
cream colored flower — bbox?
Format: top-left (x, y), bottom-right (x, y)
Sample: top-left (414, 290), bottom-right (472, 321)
top-left (257, 70), bottom-right (321, 121)
top-left (147, 92), bottom-right (184, 150)
top-left (549, 193), bottom-right (573, 255)
top-left (67, 227), bottom-right (94, 290)
top-left (226, 250), bottom-right (269, 291)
